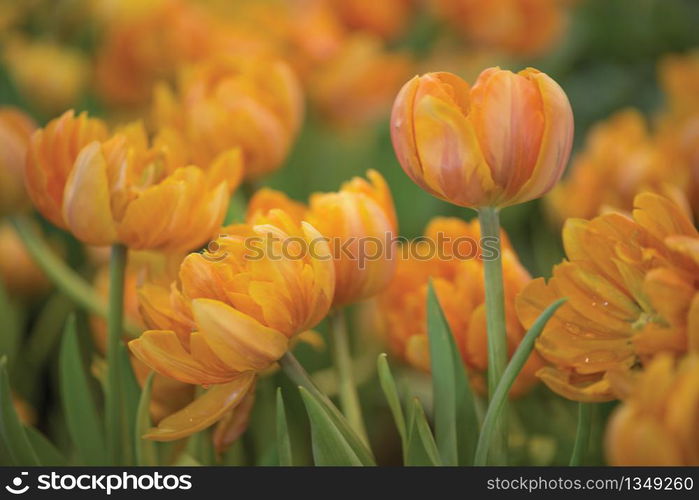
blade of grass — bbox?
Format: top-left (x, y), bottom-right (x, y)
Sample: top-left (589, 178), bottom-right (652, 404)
top-left (276, 388), bottom-right (293, 466)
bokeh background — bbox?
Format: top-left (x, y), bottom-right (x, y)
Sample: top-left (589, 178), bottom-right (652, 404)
top-left (2, 0), bottom-right (699, 465)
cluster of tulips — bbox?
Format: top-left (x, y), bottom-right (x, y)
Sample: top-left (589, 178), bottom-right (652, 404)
top-left (1, 0), bottom-right (698, 467)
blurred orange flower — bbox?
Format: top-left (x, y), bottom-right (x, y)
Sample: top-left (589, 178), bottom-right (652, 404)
top-left (0, 107), bottom-right (35, 215)
top-left (152, 55), bottom-right (303, 180)
top-left (606, 354), bottom-right (699, 466)
top-left (378, 217), bottom-right (540, 396)
top-left (329, 0), bottom-right (413, 41)
top-left (248, 170), bottom-right (397, 306)
top-left (517, 193), bottom-right (699, 402)
top-left (0, 222), bottom-right (49, 297)
top-left (432, 0), bottom-right (568, 57)
top-left (129, 209), bottom-right (335, 440)
top-left (3, 38), bottom-right (89, 115)
top-left (307, 35), bottom-right (412, 128)
top-left (25, 110), bottom-right (242, 251)
top-left (546, 109), bottom-right (691, 225)
top-left (391, 67), bottom-right (573, 209)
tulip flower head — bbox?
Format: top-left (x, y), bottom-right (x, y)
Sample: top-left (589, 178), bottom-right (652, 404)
top-left (391, 67), bottom-right (573, 209)
top-left (247, 170), bottom-right (398, 307)
top-left (152, 55), bottom-right (303, 180)
top-left (25, 110), bottom-right (242, 251)
top-left (517, 193), bottom-right (699, 402)
top-left (129, 209), bottom-right (335, 439)
top-left (606, 354), bottom-right (699, 466)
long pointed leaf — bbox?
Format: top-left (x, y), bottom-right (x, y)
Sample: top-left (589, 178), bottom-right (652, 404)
top-left (377, 354), bottom-right (407, 454)
top-left (405, 398), bottom-right (441, 466)
top-left (474, 298), bottom-right (567, 465)
top-left (0, 280), bottom-right (21, 373)
top-left (119, 343), bottom-right (141, 464)
top-left (275, 388), bottom-right (293, 466)
top-left (0, 358), bottom-right (39, 465)
top-left (60, 315), bottom-right (108, 465)
top-left (135, 372), bottom-right (156, 466)
top-left (25, 427), bottom-right (66, 466)
top-left (427, 281), bottom-right (479, 465)
top-left (299, 387), bottom-right (363, 466)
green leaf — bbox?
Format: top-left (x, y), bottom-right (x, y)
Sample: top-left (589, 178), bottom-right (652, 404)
top-left (25, 427), bottom-right (66, 466)
top-left (0, 279), bottom-right (21, 372)
top-left (299, 387), bottom-right (363, 466)
top-left (59, 315), bottom-right (108, 465)
top-left (276, 388), bottom-right (293, 466)
top-left (0, 357), bottom-right (39, 465)
top-left (135, 372), bottom-right (157, 466)
top-left (405, 398), bottom-right (441, 466)
top-left (474, 298), bottom-right (567, 465)
top-left (377, 354), bottom-right (407, 454)
top-left (426, 281), bottom-right (479, 465)
top-left (118, 342), bottom-right (141, 465)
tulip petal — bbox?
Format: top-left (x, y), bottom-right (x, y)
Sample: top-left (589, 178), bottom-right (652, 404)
top-left (62, 142), bottom-right (117, 245)
top-left (192, 298), bottom-right (289, 372)
top-left (128, 330), bottom-right (234, 385)
top-left (143, 372), bottom-right (256, 441)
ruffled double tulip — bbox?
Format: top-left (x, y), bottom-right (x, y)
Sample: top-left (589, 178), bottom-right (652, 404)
top-left (0, 107), bottom-right (35, 215)
top-left (247, 170), bottom-right (397, 306)
top-left (378, 217), bottom-right (540, 396)
top-left (25, 110), bottom-right (242, 251)
top-left (546, 109), bottom-right (690, 225)
top-left (152, 54), bottom-right (303, 180)
top-left (606, 354), bottom-right (699, 465)
top-left (391, 67), bottom-right (573, 209)
top-left (517, 193), bottom-right (699, 402)
top-left (129, 210), bottom-right (335, 439)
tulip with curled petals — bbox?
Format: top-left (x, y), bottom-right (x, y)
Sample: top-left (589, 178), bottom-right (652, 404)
top-left (24, 110), bottom-right (243, 252)
top-left (247, 170), bottom-right (397, 306)
top-left (606, 354), bottom-right (699, 466)
top-left (391, 67), bottom-right (573, 209)
top-left (152, 55), bottom-right (303, 180)
top-left (517, 193), bottom-right (699, 402)
top-left (128, 210), bottom-right (335, 439)
top-left (0, 107), bottom-right (35, 215)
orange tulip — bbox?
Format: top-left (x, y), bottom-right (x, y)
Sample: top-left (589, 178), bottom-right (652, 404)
top-left (0, 222), bottom-right (49, 297)
top-left (378, 217), bottom-right (540, 396)
top-left (546, 109), bottom-right (690, 225)
top-left (129, 209), bottom-right (335, 439)
top-left (0, 107), bottom-right (35, 215)
top-left (517, 193), bottom-right (699, 402)
top-left (432, 0), bottom-right (568, 57)
top-left (3, 37), bottom-right (89, 115)
top-left (308, 35), bottom-right (412, 128)
top-left (152, 54), bottom-right (303, 180)
top-left (606, 354), bottom-right (699, 466)
top-left (247, 170), bottom-right (397, 306)
top-left (391, 67), bottom-right (573, 209)
top-left (329, 0), bottom-right (413, 40)
top-left (25, 110), bottom-right (242, 251)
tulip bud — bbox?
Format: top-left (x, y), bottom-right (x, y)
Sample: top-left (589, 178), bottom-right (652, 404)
top-left (391, 67), bottom-right (573, 209)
